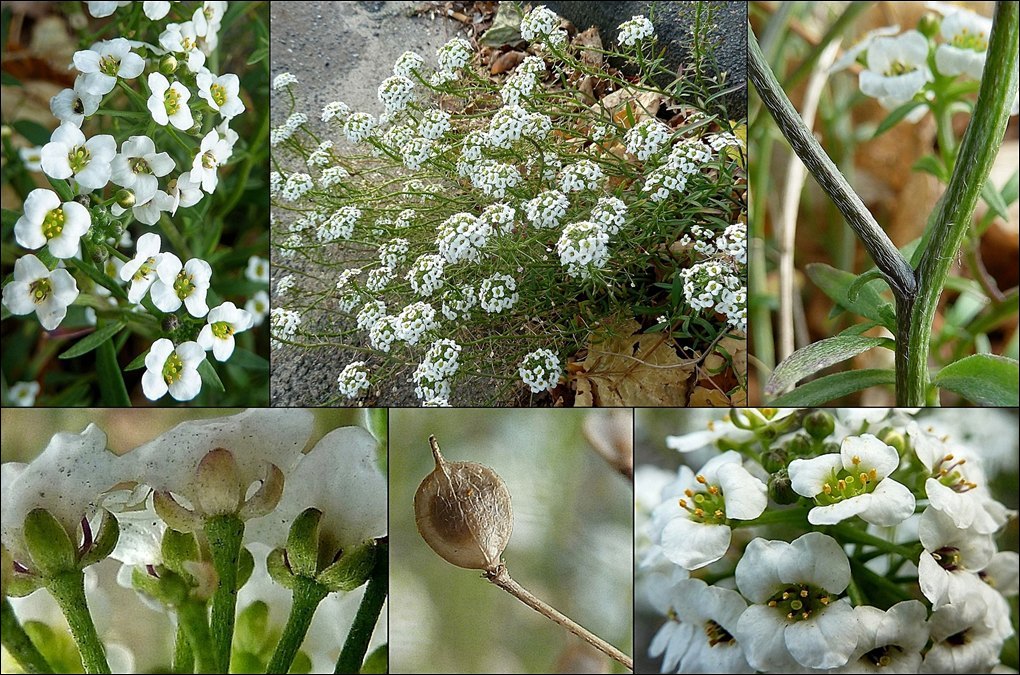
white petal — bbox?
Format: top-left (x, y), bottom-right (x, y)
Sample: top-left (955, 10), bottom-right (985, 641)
top-left (660, 517), bottom-right (731, 570)
top-left (860, 478), bottom-right (915, 526)
top-left (2, 281), bottom-right (35, 316)
top-left (842, 434), bottom-right (899, 478)
top-left (735, 537), bottom-right (789, 603)
top-left (783, 532), bottom-right (851, 593)
top-left (784, 598), bottom-right (858, 669)
top-left (142, 369), bottom-right (168, 400)
top-left (150, 281), bottom-right (182, 312)
top-left (145, 338), bottom-right (174, 371)
top-left (809, 496), bottom-right (870, 525)
top-left (717, 463), bottom-right (767, 520)
top-left (735, 605), bottom-right (799, 672)
top-left (12, 254), bottom-right (50, 282)
top-left (918, 551), bottom-right (952, 607)
top-left (789, 454), bottom-right (843, 497)
top-left (211, 335), bottom-right (235, 362)
top-left (168, 369), bottom-right (202, 401)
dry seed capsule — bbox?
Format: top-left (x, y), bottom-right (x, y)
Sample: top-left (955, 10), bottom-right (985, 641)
top-left (414, 435), bottom-right (512, 572)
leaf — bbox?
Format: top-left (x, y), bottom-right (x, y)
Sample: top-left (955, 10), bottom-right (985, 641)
top-left (932, 354), bottom-right (1019, 406)
top-left (489, 50), bottom-right (525, 75)
top-left (1, 71), bottom-right (21, 87)
top-left (12, 120), bottom-right (51, 146)
top-left (766, 336), bottom-right (894, 395)
top-left (912, 155), bottom-right (949, 183)
top-left (980, 181), bottom-right (1010, 221)
top-left (873, 100), bottom-right (926, 138)
top-left (570, 318), bottom-right (694, 406)
top-left (96, 339), bottom-right (131, 406)
top-left (67, 258), bottom-right (129, 302)
top-left (125, 350), bottom-right (148, 371)
top-left (228, 348), bottom-right (270, 371)
top-left (59, 322), bottom-right (126, 360)
top-left (198, 359), bottom-right (225, 393)
top-left (479, 2), bottom-right (524, 47)
top-left (769, 369), bottom-right (896, 406)
top-left (846, 269), bottom-right (887, 302)
top-left (806, 263), bottom-right (897, 331)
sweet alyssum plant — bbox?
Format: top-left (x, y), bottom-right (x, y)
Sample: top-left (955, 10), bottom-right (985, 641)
top-left (1, 1), bottom-right (271, 406)
top-left (270, 4), bottom-right (747, 406)
top-left (750, 2), bottom-right (1020, 406)
top-left (637, 408), bottom-right (1018, 673)
top-left (0, 409), bottom-right (388, 674)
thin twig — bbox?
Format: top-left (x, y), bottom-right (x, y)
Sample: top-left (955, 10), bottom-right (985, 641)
top-left (485, 564), bottom-right (633, 671)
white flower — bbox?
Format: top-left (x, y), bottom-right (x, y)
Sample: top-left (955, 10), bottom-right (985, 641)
top-left (617, 15), bottom-right (655, 47)
top-left (859, 31), bottom-right (933, 109)
top-left (654, 579), bottom-right (752, 674)
top-left (50, 77), bottom-right (102, 127)
top-left (159, 21), bottom-right (205, 72)
top-left (7, 381), bottom-right (40, 407)
top-left (518, 349), bottom-right (561, 393)
top-left (378, 75), bottom-right (415, 113)
top-left (2, 254), bottom-right (79, 331)
top-left (245, 290), bottom-right (270, 327)
top-left (368, 316), bottom-right (398, 352)
top-left (86, 1), bottom-right (129, 17)
top-left (197, 72), bottom-right (245, 120)
top-left (923, 578), bottom-right (1014, 673)
top-left (40, 122), bottom-right (116, 191)
top-left (273, 72), bottom-right (299, 91)
top-left (478, 273), bottom-right (518, 313)
top-left (73, 38), bottom-right (145, 95)
top-left (840, 600), bottom-right (929, 673)
top-left (197, 302), bottom-right (254, 361)
top-left (435, 37), bottom-right (472, 76)
top-left (437, 212), bottom-right (492, 264)
top-left (119, 233), bottom-right (168, 303)
top-left (14, 189), bottom-right (91, 259)
top-left (270, 307), bottom-right (302, 347)
top-left (343, 112), bottom-right (376, 143)
top-left (591, 196), bottom-right (627, 235)
top-left (417, 109), bottom-right (451, 140)
top-left (280, 172), bottom-right (314, 201)
top-left (918, 506), bottom-right (995, 609)
top-left (652, 451), bottom-right (766, 570)
top-left (394, 50), bottom-right (426, 78)
top-left (150, 257), bottom-right (212, 317)
top-left (789, 434), bottom-right (915, 526)
top-left (246, 256), bottom-right (270, 283)
top-left (337, 362), bottom-right (371, 399)
top-left (524, 189), bottom-right (570, 229)
top-left (111, 135), bottom-right (176, 206)
top-left (190, 129), bottom-right (231, 193)
top-left (321, 100), bottom-right (350, 123)
top-left (935, 9), bottom-right (992, 80)
top-left (394, 302), bottom-right (438, 346)
top-left (19, 146), bottom-right (43, 172)
top-left (141, 339), bottom-right (206, 401)
top-left (558, 159), bottom-right (604, 193)
top-left (557, 220), bottom-right (610, 279)
top-left (831, 25), bottom-right (901, 72)
top-left (146, 72), bottom-right (194, 131)
top-left (356, 300), bottom-right (387, 332)
top-left (624, 118), bottom-right (672, 160)
top-left (144, 1), bottom-right (171, 19)
top-left (407, 253), bottom-right (446, 297)
top-left (734, 532), bottom-right (858, 671)
top-left (520, 5), bottom-right (565, 45)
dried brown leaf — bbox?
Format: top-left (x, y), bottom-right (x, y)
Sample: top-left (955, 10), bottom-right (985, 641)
top-left (490, 50), bottom-right (526, 74)
top-left (572, 26), bottom-right (603, 68)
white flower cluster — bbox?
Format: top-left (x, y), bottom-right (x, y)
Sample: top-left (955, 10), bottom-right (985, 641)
top-left (407, 253), bottom-right (446, 297)
top-left (520, 5), bottom-right (567, 47)
top-left (524, 189), bottom-right (570, 229)
top-left (336, 361), bottom-right (371, 398)
top-left (518, 348), bottom-right (562, 393)
top-left (478, 273), bottom-right (519, 314)
top-left (501, 55), bottom-right (546, 106)
top-left (643, 139), bottom-right (714, 202)
top-left (271, 112), bottom-right (307, 146)
top-left (317, 206), bottom-right (362, 242)
top-left (624, 118), bottom-right (672, 160)
top-left (275, 274), bottom-right (296, 296)
top-left (270, 307), bottom-right (301, 348)
top-left (680, 261), bottom-right (745, 332)
top-left (378, 75), bottom-right (416, 113)
top-left (440, 286), bottom-right (478, 321)
top-left (559, 159), bottom-right (605, 193)
top-left (557, 221), bottom-right (610, 279)
top-left (435, 37), bottom-right (473, 82)
top-left (280, 172), bottom-right (314, 201)
top-left (394, 50), bottom-right (426, 79)
top-left (417, 109), bottom-right (452, 140)
top-left (379, 238), bottom-right (410, 270)
top-left (412, 338), bottom-right (461, 401)
top-left (356, 300), bottom-right (387, 332)
top-left (591, 196), bottom-right (628, 235)
top-left (617, 15), bottom-right (655, 47)
top-left (467, 159), bottom-right (523, 198)
top-left (395, 301), bottom-right (439, 345)
top-left (437, 213), bottom-right (493, 264)
top-left (343, 112), bottom-right (377, 143)
top-left (321, 100), bottom-right (351, 123)
top-left (307, 140), bottom-right (334, 168)
top-left (480, 203), bottom-right (517, 234)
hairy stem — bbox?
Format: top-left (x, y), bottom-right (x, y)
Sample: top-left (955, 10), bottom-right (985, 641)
top-left (46, 571), bottom-right (111, 674)
top-left (266, 576), bottom-right (328, 675)
top-left (335, 542), bottom-right (388, 674)
top-left (172, 622), bottom-right (194, 674)
top-left (1, 595), bottom-right (52, 674)
top-left (178, 600), bottom-right (216, 674)
top-left (205, 515), bottom-right (245, 673)
top-left (485, 564), bottom-right (633, 670)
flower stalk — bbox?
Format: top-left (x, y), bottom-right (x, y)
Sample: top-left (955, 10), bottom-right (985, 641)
top-left (46, 571), bottom-right (111, 674)
top-left (334, 541), bottom-right (388, 674)
top-left (204, 514), bottom-right (245, 673)
top-left (1, 595), bottom-right (52, 674)
top-left (265, 576), bottom-right (329, 675)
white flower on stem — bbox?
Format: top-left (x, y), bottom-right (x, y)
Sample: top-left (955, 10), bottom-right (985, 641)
top-left (73, 38), bottom-right (145, 96)
top-left (918, 506), bottom-right (995, 609)
top-left (337, 362), bottom-right (371, 399)
top-left (617, 15), bottom-right (655, 47)
top-left (141, 338), bottom-right (206, 402)
top-left (935, 9), bottom-right (992, 79)
top-left (19, 146), bottom-right (43, 172)
top-left (518, 349), bottom-right (561, 393)
top-left (86, 1), bottom-right (129, 17)
top-left (120, 233), bottom-right (168, 303)
top-left (7, 381), bottom-right (40, 407)
top-left (558, 160), bottom-right (604, 193)
top-left (907, 421), bottom-right (1010, 534)
top-left (190, 129), bottom-right (231, 193)
top-left (111, 136), bottom-right (176, 206)
top-left (245, 290), bottom-right (270, 327)
top-left (146, 73), bottom-right (194, 131)
top-left (51, 77), bottom-right (102, 127)
top-left (789, 434), bottom-right (915, 526)
top-left (839, 600), bottom-right (929, 673)
top-left (435, 36), bottom-right (473, 76)
top-left (194, 2), bottom-right (227, 44)
top-left (393, 50), bottom-right (426, 78)
top-left (246, 256), bottom-right (270, 283)
top-left (150, 257), bottom-right (212, 317)
top-left (520, 5), bottom-right (566, 46)
top-left (197, 302), bottom-right (254, 361)
top-left (272, 72), bottom-right (299, 91)
top-left (14, 189), bottom-right (92, 259)
top-left (478, 273), bottom-right (519, 314)
top-left (922, 577), bottom-right (1014, 673)
top-left (2, 254), bottom-right (79, 331)
top-left (557, 220), bottom-right (609, 279)
top-left (655, 579), bottom-right (752, 674)
top-left (167, 172), bottom-right (204, 213)
top-left (734, 532), bottom-right (858, 671)
top-left (143, 1), bottom-right (171, 19)
top-left (159, 21), bottom-right (206, 72)
top-left (197, 72), bottom-right (245, 120)
top-left (40, 122), bottom-right (116, 191)
top-left (859, 31), bottom-right (933, 109)
top-left (651, 451), bottom-right (766, 570)
top-left (831, 25), bottom-right (901, 72)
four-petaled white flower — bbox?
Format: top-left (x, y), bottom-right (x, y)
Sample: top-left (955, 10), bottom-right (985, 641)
top-left (7, 381), bottom-right (40, 407)
top-left (734, 532), bottom-right (858, 671)
top-left (2, 254), bottom-right (79, 331)
top-left (246, 256), bottom-right (270, 283)
top-left (150, 257), bottom-right (212, 317)
top-left (246, 290), bottom-right (270, 326)
top-left (159, 21), bottom-right (206, 72)
top-left (935, 9), bottom-right (992, 80)
top-left (111, 135), bottom-right (176, 206)
top-left (190, 129), bottom-right (231, 193)
top-left (142, 338), bottom-right (206, 401)
top-left (146, 72), bottom-right (194, 131)
top-left (40, 122), bottom-right (116, 191)
top-left (923, 577), bottom-right (1014, 673)
top-left (789, 434), bottom-right (915, 526)
top-left (652, 451), bottom-right (767, 570)
top-left (198, 301), bottom-right (254, 361)
top-left (120, 233), bottom-right (170, 303)
top-left (918, 505), bottom-right (995, 609)
top-left (859, 30), bottom-right (932, 109)
top-left (14, 188), bottom-right (92, 259)
top-left (841, 600), bottom-right (929, 673)
top-left (197, 72), bottom-right (245, 120)
top-left (73, 38), bottom-right (145, 96)
top-left (50, 76), bottom-right (102, 127)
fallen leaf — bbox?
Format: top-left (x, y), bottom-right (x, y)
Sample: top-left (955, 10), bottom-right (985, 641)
top-left (490, 50), bottom-right (525, 74)
top-left (572, 26), bottom-right (603, 68)
top-left (478, 1), bottom-right (524, 47)
top-left (595, 87), bottom-right (661, 128)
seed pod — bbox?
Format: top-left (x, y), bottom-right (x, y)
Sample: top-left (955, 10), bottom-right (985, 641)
top-left (414, 435), bottom-right (512, 572)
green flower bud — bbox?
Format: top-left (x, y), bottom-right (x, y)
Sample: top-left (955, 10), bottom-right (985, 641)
top-left (286, 508), bottom-right (325, 578)
top-left (73, 194), bottom-right (91, 208)
top-left (317, 539), bottom-right (379, 593)
top-left (804, 411), bottom-right (835, 440)
top-left (114, 189), bottom-right (135, 209)
top-left (161, 529), bottom-right (200, 577)
top-left (761, 448), bottom-right (788, 474)
top-left (159, 54), bottom-right (179, 75)
top-left (879, 428), bottom-right (906, 454)
top-left (768, 469), bottom-right (799, 505)
top-left (23, 509), bottom-right (77, 577)
top-left (783, 434), bottom-right (812, 459)
top-left (917, 13), bottom-right (941, 40)
top-left (90, 245), bottom-right (109, 264)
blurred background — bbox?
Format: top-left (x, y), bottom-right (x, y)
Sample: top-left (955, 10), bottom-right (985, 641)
top-left (389, 409), bottom-right (633, 674)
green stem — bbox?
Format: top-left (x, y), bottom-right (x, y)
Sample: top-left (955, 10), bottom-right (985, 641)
top-left (205, 515), bottom-right (245, 674)
top-left (178, 601), bottom-right (216, 673)
top-left (904, 1), bottom-right (1019, 406)
top-left (334, 542), bottom-right (388, 674)
top-left (729, 506), bottom-right (812, 529)
top-left (830, 523), bottom-right (919, 561)
top-left (173, 622), bottom-right (194, 674)
top-left (265, 576), bottom-right (329, 674)
top-left (1, 596), bottom-right (52, 674)
top-left (46, 571), bottom-right (111, 674)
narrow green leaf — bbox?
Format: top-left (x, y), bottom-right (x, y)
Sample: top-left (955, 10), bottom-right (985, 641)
top-left (769, 369), bottom-right (896, 406)
top-left (198, 359), bottom-right (225, 393)
top-left (227, 348), bottom-right (269, 371)
top-left (766, 335), bottom-right (894, 395)
top-left (873, 101), bottom-right (925, 138)
top-left (1000, 168), bottom-right (1019, 205)
top-left (932, 354), bottom-right (1019, 406)
top-left (806, 263), bottom-right (897, 331)
top-left (125, 350), bottom-right (149, 371)
top-left (58, 322), bottom-right (126, 360)
top-left (846, 269), bottom-right (887, 302)
top-left (66, 258), bottom-right (130, 302)
top-left (1, 71), bottom-right (21, 86)
top-left (912, 155), bottom-right (949, 183)
top-left (980, 181), bottom-right (1010, 221)
top-left (12, 120), bottom-right (51, 146)
top-left (96, 339), bottom-right (131, 406)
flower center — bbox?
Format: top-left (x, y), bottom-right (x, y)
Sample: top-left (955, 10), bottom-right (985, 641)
top-left (946, 629), bottom-right (970, 647)
top-left (42, 208), bottom-right (66, 240)
top-left (932, 546), bottom-right (962, 572)
top-left (99, 54), bottom-right (120, 76)
top-left (173, 271), bottom-right (195, 300)
top-left (68, 145), bottom-right (91, 173)
top-left (211, 321), bottom-right (233, 339)
top-left (162, 351), bottom-right (184, 383)
top-left (677, 474), bottom-right (727, 525)
top-left (767, 583), bottom-right (834, 622)
top-left (932, 453), bottom-right (977, 492)
top-left (704, 620), bottom-right (735, 647)
top-left (134, 257), bottom-right (157, 281)
top-left (29, 278), bottom-right (52, 303)
top-left (72, 96), bottom-right (85, 114)
top-left (885, 60), bottom-right (918, 76)
top-left (201, 150), bottom-right (218, 170)
top-left (814, 456), bottom-right (879, 505)
top-left (951, 28), bottom-right (988, 52)
top-left (865, 645), bottom-right (903, 667)
top-left (132, 157), bottom-right (153, 175)
top-left (182, 37), bottom-right (196, 52)
top-left (210, 83), bottom-right (228, 107)
top-left (164, 85), bottom-right (182, 115)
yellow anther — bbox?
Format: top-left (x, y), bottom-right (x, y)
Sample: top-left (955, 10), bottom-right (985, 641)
top-left (714, 509), bottom-right (724, 519)
top-left (851, 455), bottom-right (861, 465)
top-left (800, 589), bottom-right (809, 598)
top-left (678, 498), bottom-right (688, 509)
top-left (823, 483), bottom-right (832, 495)
top-left (768, 600), bottom-right (777, 607)
top-left (820, 596), bottom-right (830, 605)
top-left (696, 475), bottom-right (708, 484)
top-left (801, 612), bottom-right (810, 620)
top-left (860, 472), bottom-right (869, 484)
top-left (694, 508), bottom-right (704, 517)
top-left (684, 488), bottom-right (695, 498)
top-left (869, 468), bottom-right (877, 481)
top-left (782, 592), bottom-right (790, 600)
top-left (838, 479), bottom-right (846, 491)
top-left (708, 485), bottom-right (720, 495)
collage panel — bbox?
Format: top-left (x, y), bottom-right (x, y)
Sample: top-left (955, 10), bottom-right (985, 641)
top-left (635, 407), bottom-right (1020, 673)
top-left (0, 407), bottom-right (387, 673)
top-left (269, 1), bottom-right (748, 408)
top-left (389, 408), bottom-right (633, 673)
top-left (747, 1), bottom-right (1019, 407)
top-left (1, 1), bottom-right (271, 407)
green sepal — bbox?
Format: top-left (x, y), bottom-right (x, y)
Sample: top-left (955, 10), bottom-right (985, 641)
top-left (5, 571), bottom-right (44, 597)
top-left (266, 547), bottom-right (296, 590)
top-left (131, 566), bottom-right (190, 606)
top-left (23, 509), bottom-right (76, 577)
top-left (316, 539), bottom-right (378, 593)
top-left (162, 529), bottom-right (201, 577)
top-left (803, 411), bottom-right (835, 440)
top-left (287, 508), bottom-right (324, 578)
top-left (78, 510), bottom-right (120, 568)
